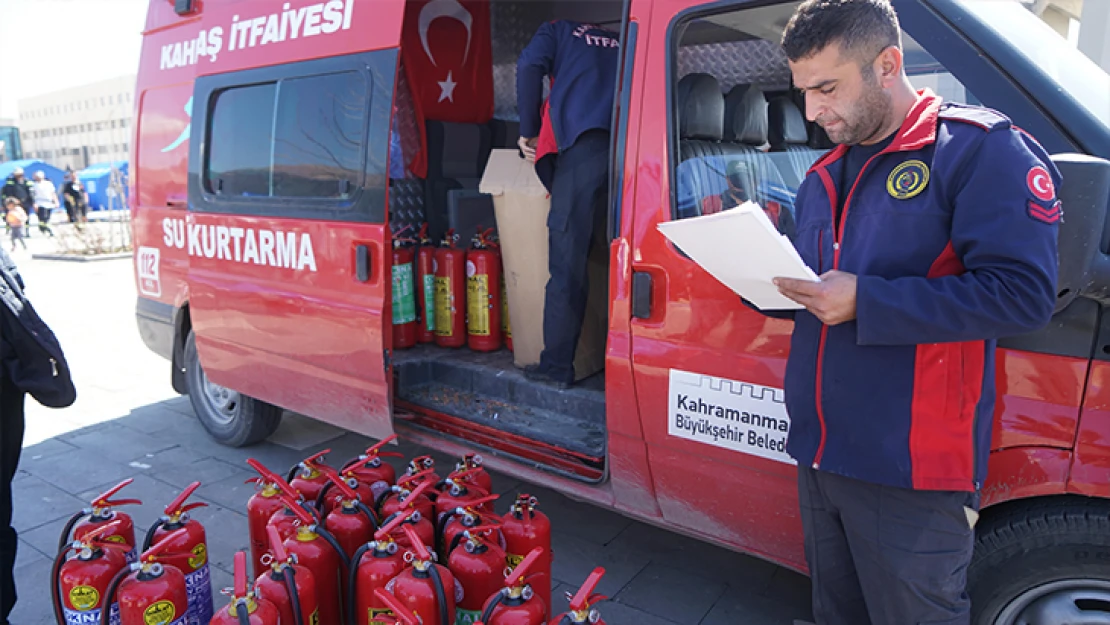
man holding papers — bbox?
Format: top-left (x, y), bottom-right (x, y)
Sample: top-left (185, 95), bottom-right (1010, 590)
top-left (771, 1), bottom-right (1060, 624)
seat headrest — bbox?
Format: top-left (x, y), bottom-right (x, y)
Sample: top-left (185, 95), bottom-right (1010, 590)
top-left (677, 73), bottom-right (724, 141)
top-left (724, 84), bottom-right (768, 145)
top-left (769, 97), bottom-right (809, 147)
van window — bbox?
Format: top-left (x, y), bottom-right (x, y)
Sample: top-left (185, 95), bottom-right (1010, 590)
top-left (205, 71), bottom-right (368, 200)
top-left (669, 2), bottom-right (977, 226)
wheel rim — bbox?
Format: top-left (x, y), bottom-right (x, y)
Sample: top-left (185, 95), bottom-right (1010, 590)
top-left (200, 366), bottom-right (240, 425)
top-left (995, 579), bottom-right (1110, 625)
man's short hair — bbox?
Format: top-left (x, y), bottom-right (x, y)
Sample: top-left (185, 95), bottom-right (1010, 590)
top-left (781, 0), bottom-right (902, 65)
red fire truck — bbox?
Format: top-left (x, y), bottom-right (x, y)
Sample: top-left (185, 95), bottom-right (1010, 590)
top-left (131, 0), bottom-right (1110, 622)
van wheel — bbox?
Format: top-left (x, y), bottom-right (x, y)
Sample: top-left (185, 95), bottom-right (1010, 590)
top-left (184, 331), bottom-right (281, 447)
top-left (969, 498), bottom-right (1110, 625)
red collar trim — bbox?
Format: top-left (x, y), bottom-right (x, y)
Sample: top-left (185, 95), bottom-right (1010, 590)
top-left (807, 89), bottom-right (942, 174)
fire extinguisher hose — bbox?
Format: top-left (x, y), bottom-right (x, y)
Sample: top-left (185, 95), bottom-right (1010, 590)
top-left (283, 564), bottom-right (306, 625)
top-left (99, 567), bottom-right (130, 625)
top-left (315, 526), bottom-right (352, 571)
top-left (56, 510), bottom-right (87, 554)
top-left (314, 482), bottom-right (334, 513)
top-left (355, 501), bottom-right (380, 531)
top-left (347, 543), bottom-right (373, 625)
top-left (479, 590), bottom-right (505, 623)
top-left (286, 464), bottom-right (301, 485)
top-left (236, 599), bottom-right (252, 625)
top-left (50, 544), bottom-right (69, 625)
top-left (447, 532), bottom-right (466, 556)
top-left (141, 518), bottom-right (167, 552)
top-left (374, 489), bottom-right (393, 512)
top-left (427, 562), bottom-right (451, 625)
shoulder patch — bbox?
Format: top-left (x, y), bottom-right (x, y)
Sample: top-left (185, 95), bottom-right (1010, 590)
top-left (938, 103), bottom-right (1011, 132)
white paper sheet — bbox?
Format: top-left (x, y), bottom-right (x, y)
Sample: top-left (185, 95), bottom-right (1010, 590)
top-left (656, 201), bottom-right (820, 310)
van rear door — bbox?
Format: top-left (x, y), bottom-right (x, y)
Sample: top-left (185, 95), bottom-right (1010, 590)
top-left (183, 1), bottom-right (404, 441)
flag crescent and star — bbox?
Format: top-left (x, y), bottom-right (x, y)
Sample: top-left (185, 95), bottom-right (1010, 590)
top-left (419, 0), bottom-right (472, 102)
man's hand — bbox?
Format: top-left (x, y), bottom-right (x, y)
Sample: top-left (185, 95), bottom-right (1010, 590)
top-left (518, 136), bottom-right (538, 162)
top-left (775, 270), bottom-right (858, 325)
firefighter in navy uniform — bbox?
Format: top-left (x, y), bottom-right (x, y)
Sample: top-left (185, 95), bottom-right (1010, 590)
top-left (516, 20), bottom-right (620, 389)
top-left (769, 1), bottom-right (1060, 624)
top-left (0, 169), bottom-right (34, 236)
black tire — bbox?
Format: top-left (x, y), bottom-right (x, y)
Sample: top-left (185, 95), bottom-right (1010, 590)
top-left (184, 331), bottom-right (282, 447)
top-left (969, 497), bottom-right (1110, 625)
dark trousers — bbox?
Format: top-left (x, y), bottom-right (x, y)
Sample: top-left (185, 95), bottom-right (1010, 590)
top-left (0, 376), bottom-right (23, 623)
top-left (538, 130), bottom-right (610, 383)
top-left (798, 467), bottom-right (978, 625)
top-left (35, 207), bottom-right (53, 236)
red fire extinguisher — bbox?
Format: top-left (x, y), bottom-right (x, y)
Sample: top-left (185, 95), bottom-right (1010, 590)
top-left (286, 449), bottom-right (333, 504)
top-left (52, 520), bottom-right (129, 625)
top-left (548, 568), bottom-right (608, 625)
top-left (378, 470), bottom-right (437, 522)
top-left (392, 226), bottom-right (419, 350)
top-left (100, 528), bottom-right (192, 625)
top-left (416, 224), bottom-right (437, 344)
top-left (453, 453), bottom-right (493, 497)
top-left (60, 478), bottom-right (142, 565)
top-left (502, 494), bottom-right (552, 621)
top-left (276, 493), bottom-right (352, 625)
top-left (448, 525), bottom-right (509, 625)
top-left (321, 466), bottom-right (380, 561)
top-left (141, 481), bottom-right (213, 625)
top-left (439, 494), bottom-right (503, 558)
top-left (501, 273), bottom-right (513, 352)
top-left (254, 525), bottom-right (318, 625)
top-left (372, 587), bottom-right (423, 625)
top-left (379, 479), bottom-right (437, 551)
top-left (348, 511), bottom-right (411, 624)
top-left (387, 525), bottom-right (459, 625)
top-left (435, 468), bottom-right (494, 521)
top-left (329, 434), bottom-right (405, 512)
top-left (467, 228), bottom-right (502, 352)
top-left (434, 229), bottom-right (467, 348)
top-left (479, 547), bottom-right (548, 625)
top-left (247, 459), bottom-right (315, 579)
top-left (211, 551), bottom-right (280, 625)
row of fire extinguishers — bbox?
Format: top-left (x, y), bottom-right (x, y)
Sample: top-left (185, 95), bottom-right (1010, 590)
top-left (392, 224), bottom-right (513, 353)
top-left (52, 478), bottom-right (215, 625)
top-left (219, 434), bottom-right (609, 625)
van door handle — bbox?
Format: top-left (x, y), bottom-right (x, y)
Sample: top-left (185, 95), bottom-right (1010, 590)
top-left (632, 271), bottom-right (652, 319)
top-left (356, 245), bottom-right (370, 282)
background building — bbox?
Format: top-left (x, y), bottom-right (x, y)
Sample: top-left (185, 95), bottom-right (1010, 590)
top-left (18, 75), bottom-right (135, 171)
top-left (0, 118), bottom-right (21, 163)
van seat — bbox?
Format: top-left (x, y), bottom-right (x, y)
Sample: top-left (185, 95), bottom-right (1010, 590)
top-left (489, 118), bottom-right (521, 149)
top-left (674, 73), bottom-right (727, 219)
top-left (424, 120), bottom-right (493, 243)
top-left (768, 97), bottom-right (826, 191)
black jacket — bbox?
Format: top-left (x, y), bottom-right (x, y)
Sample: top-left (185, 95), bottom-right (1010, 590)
top-left (0, 178), bottom-right (33, 211)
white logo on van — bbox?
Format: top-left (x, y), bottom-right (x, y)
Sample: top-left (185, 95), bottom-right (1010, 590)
top-left (162, 218), bottom-right (317, 273)
top-left (138, 247), bottom-right (162, 297)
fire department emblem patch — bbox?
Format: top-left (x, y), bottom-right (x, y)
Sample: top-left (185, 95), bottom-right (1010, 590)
top-left (887, 160), bottom-right (930, 200)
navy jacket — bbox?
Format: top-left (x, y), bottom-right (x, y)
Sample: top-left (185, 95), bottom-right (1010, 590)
top-left (785, 92), bottom-right (1059, 492)
top-left (517, 20), bottom-right (620, 153)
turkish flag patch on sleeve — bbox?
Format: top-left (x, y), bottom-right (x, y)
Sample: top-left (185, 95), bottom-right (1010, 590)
top-left (1027, 199), bottom-right (1062, 225)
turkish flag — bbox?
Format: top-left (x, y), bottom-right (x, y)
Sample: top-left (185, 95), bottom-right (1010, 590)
top-left (402, 0), bottom-right (494, 177)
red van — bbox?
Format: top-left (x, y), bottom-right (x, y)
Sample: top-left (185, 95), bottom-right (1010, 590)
top-left (131, 0), bottom-right (1110, 622)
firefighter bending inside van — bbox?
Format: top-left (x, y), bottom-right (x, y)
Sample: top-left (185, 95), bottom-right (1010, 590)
top-left (516, 20), bottom-right (620, 389)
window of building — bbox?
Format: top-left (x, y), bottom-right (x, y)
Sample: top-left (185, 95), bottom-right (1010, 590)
top-left (98, 146), bottom-right (109, 154)
top-left (206, 70), bottom-right (368, 199)
top-left (667, 2), bottom-right (977, 225)
top-left (111, 120), bottom-right (117, 129)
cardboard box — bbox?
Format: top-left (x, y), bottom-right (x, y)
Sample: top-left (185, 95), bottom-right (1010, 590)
top-left (479, 149), bottom-right (607, 381)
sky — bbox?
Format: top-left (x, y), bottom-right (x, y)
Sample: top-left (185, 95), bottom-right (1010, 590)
top-left (0, 0), bottom-right (148, 120)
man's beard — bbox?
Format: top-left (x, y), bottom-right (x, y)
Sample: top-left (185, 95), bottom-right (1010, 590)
top-left (821, 70), bottom-right (892, 145)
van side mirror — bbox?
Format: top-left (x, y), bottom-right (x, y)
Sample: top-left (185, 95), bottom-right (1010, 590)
top-left (1051, 154), bottom-right (1110, 312)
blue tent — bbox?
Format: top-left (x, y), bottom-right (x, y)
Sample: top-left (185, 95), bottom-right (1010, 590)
top-left (0, 159), bottom-right (65, 192)
top-left (77, 161), bottom-right (129, 211)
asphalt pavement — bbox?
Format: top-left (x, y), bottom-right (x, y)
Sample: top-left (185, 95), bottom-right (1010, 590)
top-left (7, 228), bottom-right (813, 625)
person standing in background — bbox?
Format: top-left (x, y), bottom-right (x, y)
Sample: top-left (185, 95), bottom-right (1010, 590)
top-left (29, 171), bottom-right (56, 237)
top-left (62, 172), bottom-right (89, 226)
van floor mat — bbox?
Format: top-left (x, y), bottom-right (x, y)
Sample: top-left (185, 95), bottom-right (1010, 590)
top-left (393, 345), bottom-right (606, 458)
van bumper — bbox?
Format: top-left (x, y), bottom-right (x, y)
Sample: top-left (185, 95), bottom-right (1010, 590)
top-left (136, 297), bottom-right (175, 361)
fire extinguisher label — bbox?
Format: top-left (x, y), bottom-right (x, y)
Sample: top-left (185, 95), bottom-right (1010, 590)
top-left (668, 370), bottom-right (795, 465)
top-left (69, 586), bottom-right (99, 610)
top-left (506, 552), bottom-right (525, 568)
top-left (64, 602), bottom-right (120, 625)
top-left (456, 608), bottom-right (483, 624)
top-left (467, 274), bottom-right (491, 336)
top-left (143, 600), bottom-right (184, 625)
top-left (422, 274), bottom-right (436, 332)
top-left (368, 607), bottom-right (392, 624)
top-left (392, 263), bottom-right (417, 325)
top-left (183, 562), bottom-right (214, 625)
top-left (434, 276), bottom-right (453, 336)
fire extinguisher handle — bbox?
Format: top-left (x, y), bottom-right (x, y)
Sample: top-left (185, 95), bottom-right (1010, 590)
top-left (397, 468), bottom-right (436, 488)
top-left (139, 527), bottom-right (193, 562)
top-left (162, 481), bottom-right (204, 517)
top-left (232, 550), bottom-right (248, 597)
top-left (302, 449), bottom-right (331, 468)
top-left (373, 588), bottom-right (421, 625)
top-left (505, 547), bottom-right (546, 586)
top-left (568, 567), bottom-right (607, 612)
top-left (374, 510), bottom-right (411, 540)
top-left (366, 433), bottom-right (399, 454)
top-left (90, 478), bottom-right (142, 509)
top-left (266, 525), bottom-right (290, 562)
top-left (247, 459), bottom-right (302, 500)
top-left (401, 524), bottom-right (431, 561)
